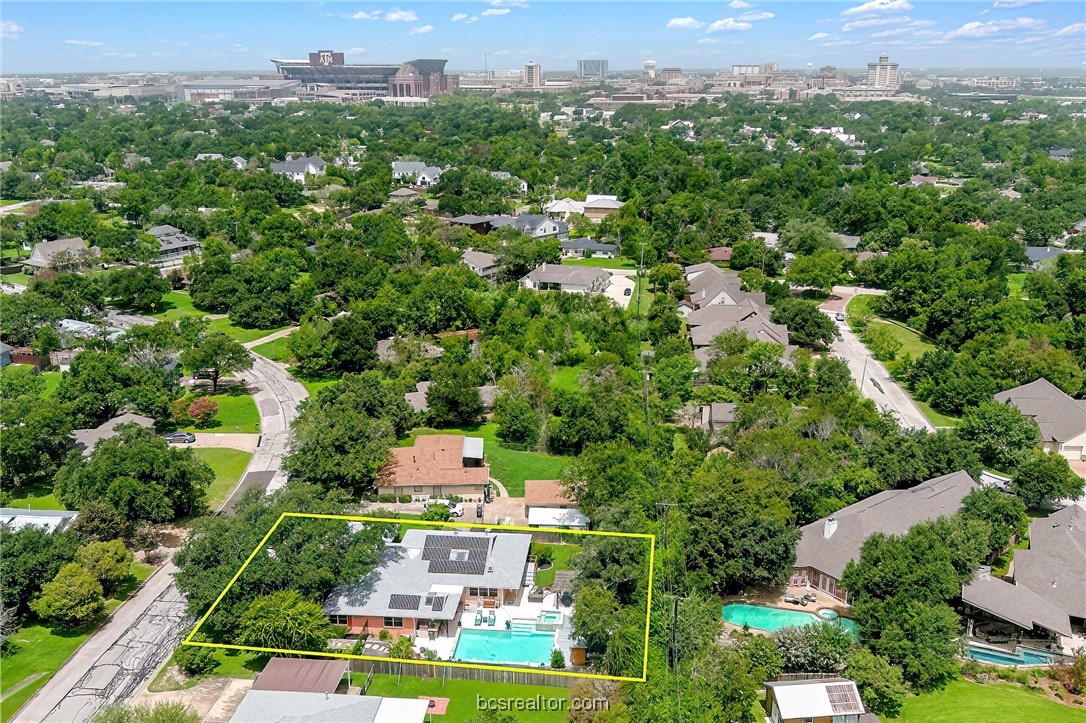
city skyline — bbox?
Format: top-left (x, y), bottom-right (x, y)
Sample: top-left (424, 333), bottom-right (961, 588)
top-left (2, 1), bottom-right (1084, 75)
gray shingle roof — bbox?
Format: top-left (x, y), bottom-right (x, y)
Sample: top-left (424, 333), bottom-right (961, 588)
top-left (521, 264), bottom-right (609, 288)
top-left (1024, 246), bottom-right (1065, 263)
top-left (231, 690), bottom-right (428, 723)
top-left (1014, 504), bottom-right (1086, 620)
top-left (794, 470), bottom-right (976, 580)
top-left (270, 156), bottom-right (327, 176)
top-left (994, 378), bottom-right (1086, 444)
top-left (561, 238), bottom-right (617, 253)
top-left (962, 571), bottom-right (1072, 637)
top-left (25, 237), bottom-right (92, 269)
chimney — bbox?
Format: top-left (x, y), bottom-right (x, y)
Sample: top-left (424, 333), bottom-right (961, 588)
top-left (823, 516), bottom-right (838, 539)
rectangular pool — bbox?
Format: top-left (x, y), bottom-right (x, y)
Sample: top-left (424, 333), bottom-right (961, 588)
top-left (723, 603), bottom-right (859, 636)
top-left (966, 643), bottom-right (1053, 666)
top-left (453, 628), bottom-right (555, 666)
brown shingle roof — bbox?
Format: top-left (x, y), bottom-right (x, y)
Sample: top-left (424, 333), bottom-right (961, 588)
top-left (524, 479), bottom-right (569, 507)
top-left (379, 434), bottom-right (489, 489)
top-left (250, 658), bottom-right (347, 693)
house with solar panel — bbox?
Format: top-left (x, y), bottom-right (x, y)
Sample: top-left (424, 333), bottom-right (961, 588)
top-left (762, 678), bottom-right (871, 723)
top-left (325, 529), bottom-right (532, 639)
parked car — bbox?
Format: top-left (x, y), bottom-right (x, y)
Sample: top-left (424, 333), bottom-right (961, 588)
top-left (623, 287), bottom-right (632, 296)
top-left (163, 431), bottom-right (196, 444)
top-left (835, 312), bottom-right (846, 321)
top-left (192, 369), bottom-right (216, 380)
top-left (432, 498), bottom-right (465, 517)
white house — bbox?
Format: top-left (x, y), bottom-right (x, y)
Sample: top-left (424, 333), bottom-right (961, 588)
top-left (270, 156), bottom-right (327, 183)
top-left (489, 171), bottom-right (528, 194)
top-left (391, 161), bottom-right (444, 187)
top-left (520, 264), bottom-right (610, 294)
top-left (994, 378), bottom-right (1086, 461)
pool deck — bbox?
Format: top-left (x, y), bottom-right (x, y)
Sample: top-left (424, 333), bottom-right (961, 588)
top-left (722, 586), bottom-right (854, 637)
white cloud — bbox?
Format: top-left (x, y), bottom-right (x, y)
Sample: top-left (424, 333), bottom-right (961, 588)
top-left (409, 24), bottom-right (433, 34)
top-left (1, 20), bottom-right (24, 39)
top-left (808, 32), bottom-right (832, 40)
top-left (706, 18), bottom-right (752, 32)
top-left (65, 39), bottom-right (104, 46)
top-left (1052, 22), bottom-right (1084, 36)
top-left (232, 43), bottom-right (251, 53)
top-left (728, 0), bottom-right (752, 7)
top-left (466, 16), bottom-right (478, 23)
top-left (697, 38), bottom-right (720, 44)
top-left (451, 13), bottom-right (468, 21)
top-left (822, 39), bottom-right (862, 46)
top-left (488, 0), bottom-right (528, 6)
top-left (945, 16), bottom-right (1044, 38)
top-left (842, 15), bottom-right (909, 31)
top-left (385, 8), bottom-right (418, 22)
top-left (348, 10), bottom-right (381, 20)
top-left (346, 47), bottom-right (367, 54)
top-left (482, 8), bottom-right (510, 15)
top-left (667, 17), bottom-right (705, 30)
top-left (992, 0), bottom-right (1043, 7)
top-left (739, 11), bottom-right (774, 21)
top-left (842, 0), bottom-right (913, 16)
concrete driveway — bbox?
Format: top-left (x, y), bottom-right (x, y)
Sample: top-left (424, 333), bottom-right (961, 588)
top-left (189, 433), bottom-right (259, 452)
top-left (603, 274), bottom-right (636, 309)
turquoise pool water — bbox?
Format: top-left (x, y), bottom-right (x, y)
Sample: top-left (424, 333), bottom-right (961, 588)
top-left (966, 643), bottom-right (1053, 666)
top-left (722, 603), bottom-right (859, 636)
top-left (454, 628), bottom-right (555, 666)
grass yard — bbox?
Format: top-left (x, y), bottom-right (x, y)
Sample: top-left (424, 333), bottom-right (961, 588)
top-left (551, 364), bottom-right (587, 392)
top-left (193, 447), bottom-right (253, 511)
top-left (534, 543), bottom-right (583, 587)
top-left (1, 561), bottom-right (154, 722)
top-left (147, 648), bottom-right (268, 693)
top-left (0, 199), bottom-right (22, 207)
top-left (890, 678), bottom-right (1086, 723)
top-left (1007, 273), bottom-right (1027, 298)
top-left (406, 423), bottom-right (568, 497)
top-left (1, 272), bottom-right (30, 287)
top-left (916, 399), bottom-right (961, 429)
top-left (251, 334), bottom-right (293, 363)
top-left (152, 291), bottom-right (286, 344)
top-left (291, 372), bottom-right (339, 398)
top-left (6, 481), bottom-right (64, 510)
top-left (365, 675), bottom-right (569, 723)
top-left (179, 390), bottom-right (260, 434)
top-left (562, 256), bottom-right (638, 270)
top-left (40, 371), bottom-right (61, 398)
top-left (627, 275), bottom-right (653, 319)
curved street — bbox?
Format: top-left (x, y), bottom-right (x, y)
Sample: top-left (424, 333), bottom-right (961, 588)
top-left (15, 333), bottom-right (306, 723)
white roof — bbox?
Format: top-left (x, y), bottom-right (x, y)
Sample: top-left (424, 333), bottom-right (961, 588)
top-left (767, 680), bottom-right (865, 719)
top-left (0, 508), bottom-right (79, 533)
top-left (527, 507), bottom-right (590, 529)
top-left (230, 691), bottom-right (428, 723)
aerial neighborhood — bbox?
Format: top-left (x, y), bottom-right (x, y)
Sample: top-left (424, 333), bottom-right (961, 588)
top-left (2, 19), bottom-right (1086, 723)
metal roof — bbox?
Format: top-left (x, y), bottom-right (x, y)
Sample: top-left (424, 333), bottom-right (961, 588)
top-left (250, 658), bottom-right (348, 694)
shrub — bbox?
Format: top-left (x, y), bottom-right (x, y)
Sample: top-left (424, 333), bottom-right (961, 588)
top-left (532, 544), bottom-right (555, 566)
top-left (1052, 653), bottom-right (1086, 695)
top-left (397, 495), bottom-right (412, 503)
top-left (170, 397), bottom-right (193, 426)
top-left (188, 397), bottom-right (219, 428)
top-left (420, 504), bottom-right (452, 522)
top-left (30, 563), bottom-right (105, 628)
top-left (551, 649), bottom-right (566, 669)
top-left (174, 644), bottom-right (219, 676)
top-left (378, 629), bottom-right (392, 642)
top-left (377, 494), bottom-right (396, 503)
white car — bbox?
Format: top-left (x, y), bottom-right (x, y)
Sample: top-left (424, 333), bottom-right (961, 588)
top-left (432, 499), bottom-right (464, 517)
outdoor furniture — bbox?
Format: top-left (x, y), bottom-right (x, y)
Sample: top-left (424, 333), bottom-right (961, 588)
top-left (488, 611), bottom-right (496, 627)
top-left (475, 609), bottom-right (483, 626)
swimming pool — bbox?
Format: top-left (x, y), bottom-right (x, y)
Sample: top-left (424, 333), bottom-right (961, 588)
top-left (965, 643), bottom-right (1053, 666)
top-left (722, 603), bottom-right (859, 636)
top-left (453, 628), bottom-right (555, 666)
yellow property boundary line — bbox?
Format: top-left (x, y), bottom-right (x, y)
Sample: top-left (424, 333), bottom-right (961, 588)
top-left (182, 512), bottom-right (656, 683)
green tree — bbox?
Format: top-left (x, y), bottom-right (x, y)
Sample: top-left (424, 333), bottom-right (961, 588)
top-left (572, 582), bottom-right (620, 654)
top-left (0, 525), bottom-right (79, 613)
top-left (388, 635), bottom-right (416, 660)
top-left (420, 503), bottom-right (452, 521)
top-left (844, 647), bottom-right (910, 719)
top-left (30, 562), bottom-right (105, 628)
top-left (774, 622), bottom-right (853, 673)
top-left (960, 487), bottom-right (1027, 558)
top-left (179, 332), bottom-right (253, 393)
top-left (426, 371), bottom-right (485, 428)
top-left (104, 266), bottom-right (170, 312)
top-left (1011, 451), bottom-right (1085, 509)
top-left (238, 590), bottom-right (336, 652)
top-left (786, 249), bottom-right (845, 294)
top-left (770, 299), bottom-right (837, 350)
top-left (76, 539), bottom-right (134, 595)
top-left (957, 400), bottom-right (1041, 471)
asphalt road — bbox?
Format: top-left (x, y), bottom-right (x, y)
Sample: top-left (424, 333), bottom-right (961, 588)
top-left (16, 333), bottom-right (308, 722)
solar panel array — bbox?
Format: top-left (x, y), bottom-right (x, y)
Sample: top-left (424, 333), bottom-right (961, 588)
top-left (388, 594), bottom-right (421, 610)
top-left (825, 684), bottom-right (863, 714)
top-left (421, 535), bottom-right (489, 576)
top-left (430, 595), bottom-right (446, 612)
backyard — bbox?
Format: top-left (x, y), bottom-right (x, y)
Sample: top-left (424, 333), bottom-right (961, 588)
top-left (890, 678), bottom-right (1086, 723)
top-left (404, 423), bottom-right (568, 497)
top-left (0, 562), bottom-right (154, 722)
top-left (193, 447), bottom-right (254, 511)
top-left (365, 674), bottom-right (570, 723)
top-left (562, 256), bottom-right (638, 270)
top-left (534, 543), bottom-right (582, 588)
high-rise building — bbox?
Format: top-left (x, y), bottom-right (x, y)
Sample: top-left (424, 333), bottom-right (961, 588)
top-left (866, 54), bottom-right (900, 90)
top-left (524, 61), bottom-right (542, 88)
top-left (271, 51), bottom-right (458, 97)
top-left (659, 67), bottom-right (683, 82)
top-left (577, 59), bottom-right (609, 81)
top-left (643, 60), bottom-right (657, 79)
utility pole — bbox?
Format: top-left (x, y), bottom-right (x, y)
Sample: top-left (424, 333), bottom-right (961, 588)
top-left (861, 353), bottom-right (870, 392)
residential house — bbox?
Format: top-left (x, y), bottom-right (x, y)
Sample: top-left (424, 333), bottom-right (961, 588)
top-left (698, 402), bottom-right (736, 432)
top-left (270, 156), bottom-right (327, 183)
top-left (763, 678), bottom-right (868, 723)
top-left (1049, 147), bottom-right (1074, 162)
top-left (55, 318), bottom-right (124, 349)
top-left (403, 381), bottom-right (497, 414)
top-left (461, 249), bottom-right (500, 280)
top-left (489, 171), bottom-right (528, 194)
top-left (376, 434), bottom-right (489, 500)
top-left (793, 470), bottom-right (976, 602)
top-left (1000, 187), bottom-right (1022, 200)
top-left (375, 336), bottom-right (444, 364)
top-left (832, 232), bottom-right (862, 252)
top-left (502, 214), bottom-right (569, 240)
top-left (1014, 504), bottom-right (1085, 629)
top-left (324, 528), bottom-right (531, 638)
top-left (232, 692), bottom-right (428, 723)
top-left (194, 153), bottom-right (224, 161)
top-left (994, 378), bottom-right (1086, 461)
top-left (560, 238), bottom-right (617, 259)
top-left (0, 508), bottom-right (80, 534)
top-left (707, 246), bottom-right (732, 264)
top-left (544, 195), bottom-right (622, 223)
top-left (23, 237), bottom-right (99, 275)
top-left (449, 214), bottom-right (501, 235)
top-left (391, 161), bottom-right (444, 187)
top-left (1023, 246), bottom-right (1065, 270)
top-left (520, 264), bottom-right (611, 294)
top-left (961, 569), bottom-right (1073, 644)
top-left (231, 156), bottom-right (248, 170)
top-left (523, 479), bottom-right (590, 529)
top-left (388, 187), bottom-right (419, 202)
top-left (146, 225), bottom-right (202, 268)
top-left (72, 413), bottom-right (155, 456)
top-left (681, 264), bottom-right (791, 353)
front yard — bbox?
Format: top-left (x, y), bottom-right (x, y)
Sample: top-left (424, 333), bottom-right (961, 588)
top-left (152, 291), bottom-right (287, 344)
top-left (193, 447), bottom-right (253, 511)
top-left (178, 389), bottom-right (260, 434)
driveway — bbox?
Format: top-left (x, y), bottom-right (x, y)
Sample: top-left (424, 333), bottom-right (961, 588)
top-left (603, 274), bottom-right (636, 310)
top-left (825, 310), bottom-right (934, 432)
top-left (189, 433), bottom-right (259, 452)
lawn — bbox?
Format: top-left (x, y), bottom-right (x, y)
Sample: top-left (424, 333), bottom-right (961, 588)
top-left (6, 481), bottom-right (64, 510)
top-left (405, 423), bottom-right (569, 497)
top-left (534, 543), bottom-right (583, 587)
top-left (40, 371), bottom-right (61, 398)
top-left (365, 674), bottom-right (570, 723)
top-left (890, 678), bottom-right (1086, 723)
top-left (551, 364), bottom-right (587, 392)
top-left (916, 399), bottom-right (961, 429)
top-left (179, 390), bottom-right (260, 434)
top-left (562, 256), bottom-right (638, 270)
top-left (1007, 273), bottom-right (1027, 298)
top-left (1, 272), bottom-right (30, 287)
top-left (147, 648), bottom-right (268, 693)
top-left (291, 372), bottom-right (339, 398)
top-left (0, 199), bottom-right (22, 207)
top-left (628, 275), bottom-right (653, 318)
top-left (193, 447), bottom-right (253, 511)
top-left (152, 291), bottom-right (286, 344)
top-left (1, 562), bottom-right (154, 722)
top-left (251, 334), bottom-right (293, 363)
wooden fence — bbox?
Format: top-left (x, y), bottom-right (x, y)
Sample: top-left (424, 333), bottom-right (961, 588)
top-left (351, 659), bottom-right (581, 689)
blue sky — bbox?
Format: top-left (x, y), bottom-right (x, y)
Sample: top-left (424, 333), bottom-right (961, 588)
top-left (2, 1), bottom-right (1083, 74)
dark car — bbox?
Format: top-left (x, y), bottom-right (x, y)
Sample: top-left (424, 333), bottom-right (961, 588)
top-left (163, 431), bottom-right (197, 444)
top-left (623, 287), bottom-right (632, 296)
